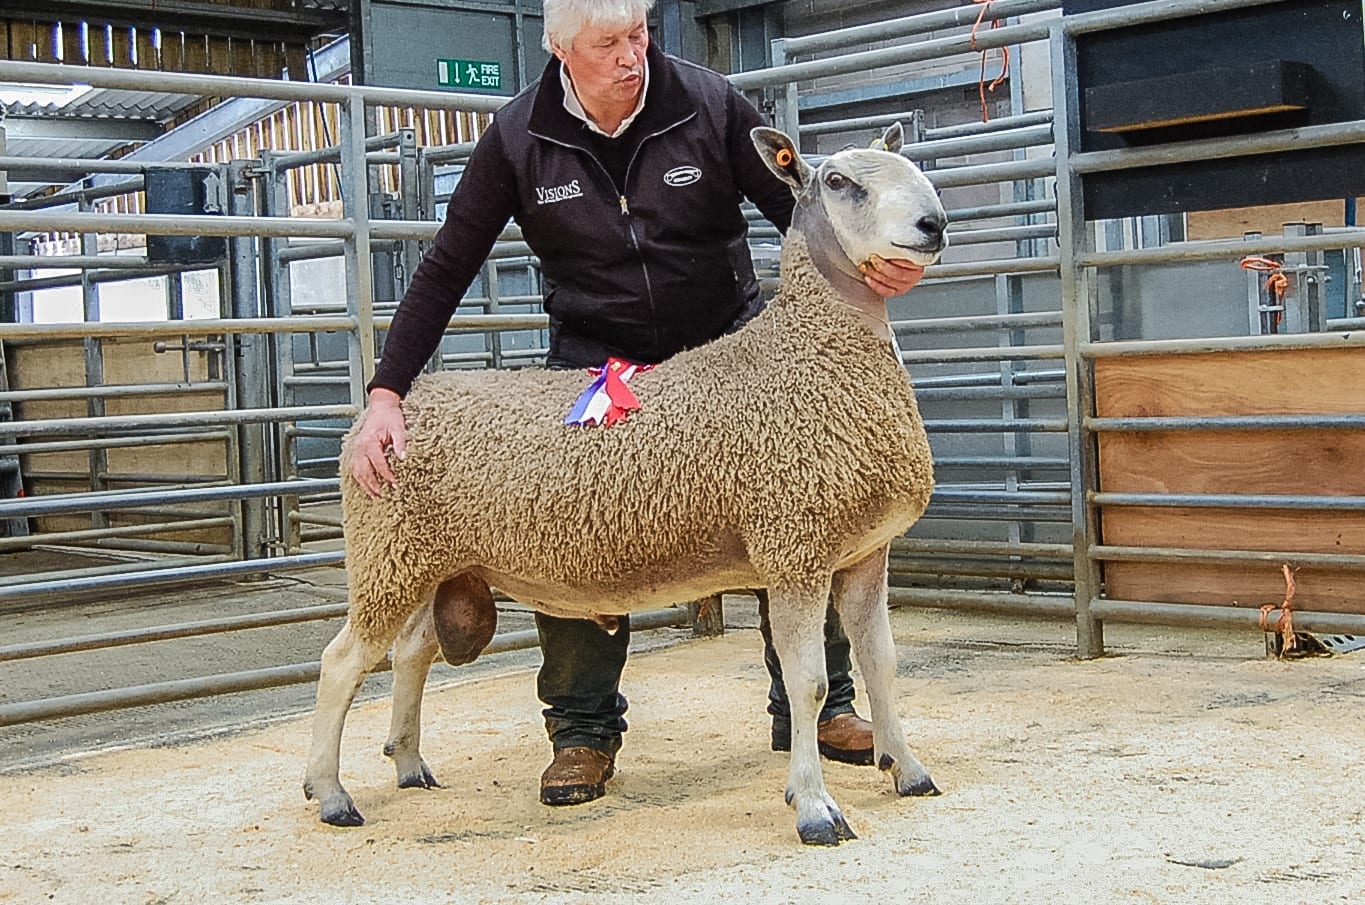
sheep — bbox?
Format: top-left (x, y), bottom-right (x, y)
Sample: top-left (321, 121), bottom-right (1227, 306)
top-left (304, 122), bottom-right (948, 846)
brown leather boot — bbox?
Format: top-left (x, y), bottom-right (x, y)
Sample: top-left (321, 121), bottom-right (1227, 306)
top-left (816, 713), bottom-right (876, 766)
top-left (539, 747), bottom-right (616, 806)
top-left (772, 713), bottom-right (877, 766)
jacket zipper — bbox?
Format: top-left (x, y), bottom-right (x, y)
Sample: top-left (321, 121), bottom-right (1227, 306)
top-left (531, 112), bottom-right (698, 361)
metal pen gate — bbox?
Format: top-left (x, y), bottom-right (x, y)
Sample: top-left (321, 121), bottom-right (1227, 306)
top-left (1, 0), bottom-right (1363, 732)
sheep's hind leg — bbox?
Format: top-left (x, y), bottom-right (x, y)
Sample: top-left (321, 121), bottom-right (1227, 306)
top-left (832, 544), bottom-right (939, 798)
top-left (767, 580), bottom-right (857, 846)
top-left (303, 619), bottom-right (391, 826)
top-left (384, 602), bottom-right (442, 790)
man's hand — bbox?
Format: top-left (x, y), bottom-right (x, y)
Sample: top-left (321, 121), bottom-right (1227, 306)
top-left (861, 255), bottom-right (926, 298)
top-left (351, 388), bottom-right (407, 499)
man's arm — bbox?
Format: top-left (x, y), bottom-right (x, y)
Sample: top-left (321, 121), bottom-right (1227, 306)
top-left (352, 125), bottom-right (520, 497)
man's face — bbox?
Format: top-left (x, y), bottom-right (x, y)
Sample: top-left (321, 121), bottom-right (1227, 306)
top-left (553, 17), bottom-right (648, 114)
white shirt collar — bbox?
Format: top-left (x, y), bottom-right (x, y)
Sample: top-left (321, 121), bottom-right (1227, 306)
top-left (559, 59), bottom-right (649, 139)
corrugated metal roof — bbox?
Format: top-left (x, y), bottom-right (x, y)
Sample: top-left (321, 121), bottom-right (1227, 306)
top-left (4, 87), bottom-right (200, 122)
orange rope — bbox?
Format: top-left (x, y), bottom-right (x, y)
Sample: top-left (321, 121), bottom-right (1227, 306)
top-left (970, 0), bottom-right (1010, 123)
top-left (1259, 564), bottom-right (1299, 655)
top-left (1240, 255), bottom-right (1290, 326)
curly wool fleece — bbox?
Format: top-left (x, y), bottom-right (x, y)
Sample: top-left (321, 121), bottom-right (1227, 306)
top-left (339, 232), bottom-right (934, 644)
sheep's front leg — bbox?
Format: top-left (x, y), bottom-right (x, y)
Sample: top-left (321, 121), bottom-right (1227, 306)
top-left (832, 544), bottom-right (939, 798)
top-left (303, 619), bottom-right (390, 826)
top-left (767, 580), bottom-right (857, 846)
top-left (383, 602), bottom-right (442, 790)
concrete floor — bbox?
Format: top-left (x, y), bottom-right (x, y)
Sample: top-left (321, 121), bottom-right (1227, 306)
top-left (2, 579), bottom-right (1363, 904)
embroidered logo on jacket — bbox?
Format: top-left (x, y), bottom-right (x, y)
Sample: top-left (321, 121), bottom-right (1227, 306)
top-left (663, 165), bottom-right (702, 187)
top-left (535, 180), bottom-right (583, 204)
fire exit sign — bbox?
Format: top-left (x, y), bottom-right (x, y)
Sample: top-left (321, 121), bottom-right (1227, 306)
top-left (437, 58), bottom-right (503, 90)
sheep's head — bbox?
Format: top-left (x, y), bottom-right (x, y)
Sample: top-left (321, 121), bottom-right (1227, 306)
top-left (752, 123), bottom-right (947, 271)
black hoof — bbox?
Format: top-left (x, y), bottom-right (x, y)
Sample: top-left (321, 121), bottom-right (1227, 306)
top-left (397, 764), bottom-right (441, 790)
top-left (797, 821), bottom-right (846, 846)
top-left (321, 801), bottom-right (366, 827)
top-left (902, 777), bottom-right (942, 797)
top-left (832, 814), bottom-right (858, 842)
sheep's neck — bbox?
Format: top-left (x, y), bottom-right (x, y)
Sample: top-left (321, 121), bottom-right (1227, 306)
top-left (790, 201), bottom-right (891, 342)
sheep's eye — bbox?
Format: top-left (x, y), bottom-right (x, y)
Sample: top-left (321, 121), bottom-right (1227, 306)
top-left (824, 172), bottom-right (849, 190)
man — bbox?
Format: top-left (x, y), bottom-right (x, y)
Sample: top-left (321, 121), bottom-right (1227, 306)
top-left (350, 0), bottom-right (925, 807)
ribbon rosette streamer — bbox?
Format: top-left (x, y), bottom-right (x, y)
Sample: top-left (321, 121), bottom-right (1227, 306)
top-left (563, 358), bottom-right (653, 427)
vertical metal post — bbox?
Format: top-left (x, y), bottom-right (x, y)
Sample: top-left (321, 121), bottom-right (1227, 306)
top-left (1280, 222), bottom-right (1325, 334)
top-left (1051, 23), bottom-right (1104, 658)
top-left (769, 38), bottom-right (800, 142)
top-left (226, 160), bottom-right (272, 559)
top-left (341, 93), bottom-right (377, 406)
top-left (485, 260), bottom-right (503, 369)
top-left (78, 192), bottom-right (108, 529)
top-left (260, 152), bottom-right (302, 552)
top-left (398, 129), bottom-right (421, 301)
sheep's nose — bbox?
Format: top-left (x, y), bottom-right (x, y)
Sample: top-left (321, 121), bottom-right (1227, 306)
top-left (917, 213), bottom-right (946, 245)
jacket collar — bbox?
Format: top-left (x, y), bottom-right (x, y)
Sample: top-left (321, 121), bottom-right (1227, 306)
top-left (527, 42), bottom-right (697, 147)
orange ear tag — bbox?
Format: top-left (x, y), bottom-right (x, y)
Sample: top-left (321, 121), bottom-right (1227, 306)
top-left (775, 148), bottom-right (793, 167)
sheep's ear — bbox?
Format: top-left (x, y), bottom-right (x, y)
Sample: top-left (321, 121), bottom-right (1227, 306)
top-left (751, 126), bottom-right (811, 192)
top-left (870, 121), bottom-right (904, 154)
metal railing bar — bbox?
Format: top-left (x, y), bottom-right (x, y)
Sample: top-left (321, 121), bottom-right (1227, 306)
top-left (0, 255), bottom-right (157, 269)
top-left (922, 257), bottom-right (1061, 280)
top-left (0, 59), bottom-right (508, 112)
top-left (923, 110), bottom-right (1056, 142)
top-left (1084, 330), bottom-right (1365, 358)
top-left (2, 178), bottom-right (145, 211)
top-left (0, 551), bottom-right (344, 603)
top-left (933, 488), bottom-right (1071, 504)
top-left (1091, 491), bottom-right (1365, 511)
top-left (0, 517), bottom-right (235, 553)
top-left (909, 369), bottom-right (1065, 388)
top-left (1087, 414), bottom-right (1365, 432)
top-left (731, 19), bottom-right (1053, 90)
top-left (0, 406), bottom-right (356, 441)
top-left (1069, 120), bottom-right (1365, 176)
top-left (0, 600), bottom-right (351, 663)
top-left (887, 586), bottom-right (1075, 618)
top-left (779, 0), bottom-right (1060, 56)
top-left (913, 384), bottom-right (1065, 401)
top-left (0, 431), bottom-right (229, 456)
top-left (926, 157), bottom-right (1056, 189)
top-left (0, 209), bottom-right (355, 240)
top-left (946, 199), bottom-right (1056, 222)
top-left (894, 311), bottom-right (1063, 333)
top-left (1089, 598), bottom-right (1365, 635)
top-left (949, 224), bottom-right (1056, 246)
top-left (894, 537), bottom-right (1073, 558)
top-left (0, 478), bottom-right (339, 519)
top-left (903, 125), bottom-right (1056, 163)
top-left (1091, 544), bottom-right (1365, 570)
top-left (0, 264), bottom-right (199, 293)
top-left (889, 556), bottom-right (1075, 581)
top-left (0, 606), bottom-right (688, 728)
top-left (272, 130), bottom-right (406, 169)
top-left (1076, 230), bottom-right (1365, 269)
top-left (0, 382), bottom-right (227, 404)
top-left (1064, 0), bottom-right (1306, 37)
top-left (0, 315), bottom-right (356, 341)
top-left (898, 344), bottom-right (1067, 364)
top-left (932, 455), bottom-right (1071, 468)
top-left (923, 417), bottom-right (1070, 432)
top-left (422, 141), bottom-right (480, 164)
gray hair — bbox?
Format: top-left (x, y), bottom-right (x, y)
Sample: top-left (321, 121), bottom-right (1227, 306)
top-left (542, 0), bottom-right (655, 52)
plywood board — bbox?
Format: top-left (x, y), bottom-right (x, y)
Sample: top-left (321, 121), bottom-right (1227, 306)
top-left (1096, 348), bottom-right (1365, 613)
top-left (1098, 430), bottom-right (1365, 495)
top-left (1187, 198), bottom-right (1365, 241)
top-left (1095, 347), bottom-right (1365, 417)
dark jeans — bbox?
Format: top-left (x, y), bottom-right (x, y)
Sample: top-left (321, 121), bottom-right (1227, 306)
top-left (536, 592), bottom-right (857, 754)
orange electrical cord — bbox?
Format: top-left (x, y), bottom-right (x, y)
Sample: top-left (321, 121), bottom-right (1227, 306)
top-left (971, 0), bottom-right (1010, 123)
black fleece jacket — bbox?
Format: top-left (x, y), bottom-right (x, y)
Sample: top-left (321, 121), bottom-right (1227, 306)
top-left (369, 43), bottom-right (795, 396)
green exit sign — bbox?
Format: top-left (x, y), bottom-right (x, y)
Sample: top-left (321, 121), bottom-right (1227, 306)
top-left (437, 58), bottom-right (503, 90)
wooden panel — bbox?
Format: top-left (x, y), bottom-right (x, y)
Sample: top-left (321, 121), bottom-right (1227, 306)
top-left (1098, 430), bottom-right (1365, 495)
top-left (8, 20), bottom-right (37, 61)
top-left (1187, 198), bottom-right (1364, 241)
top-left (1095, 347), bottom-right (1365, 417)
top-left (1096, 347), bottom-right (1365, 612)
top-left (61, 18), bottom-right (85, 65)
top-left (1103, 507), bottom-right (1365, 611)
top-left (160, 29), bottom-right (185, 72)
